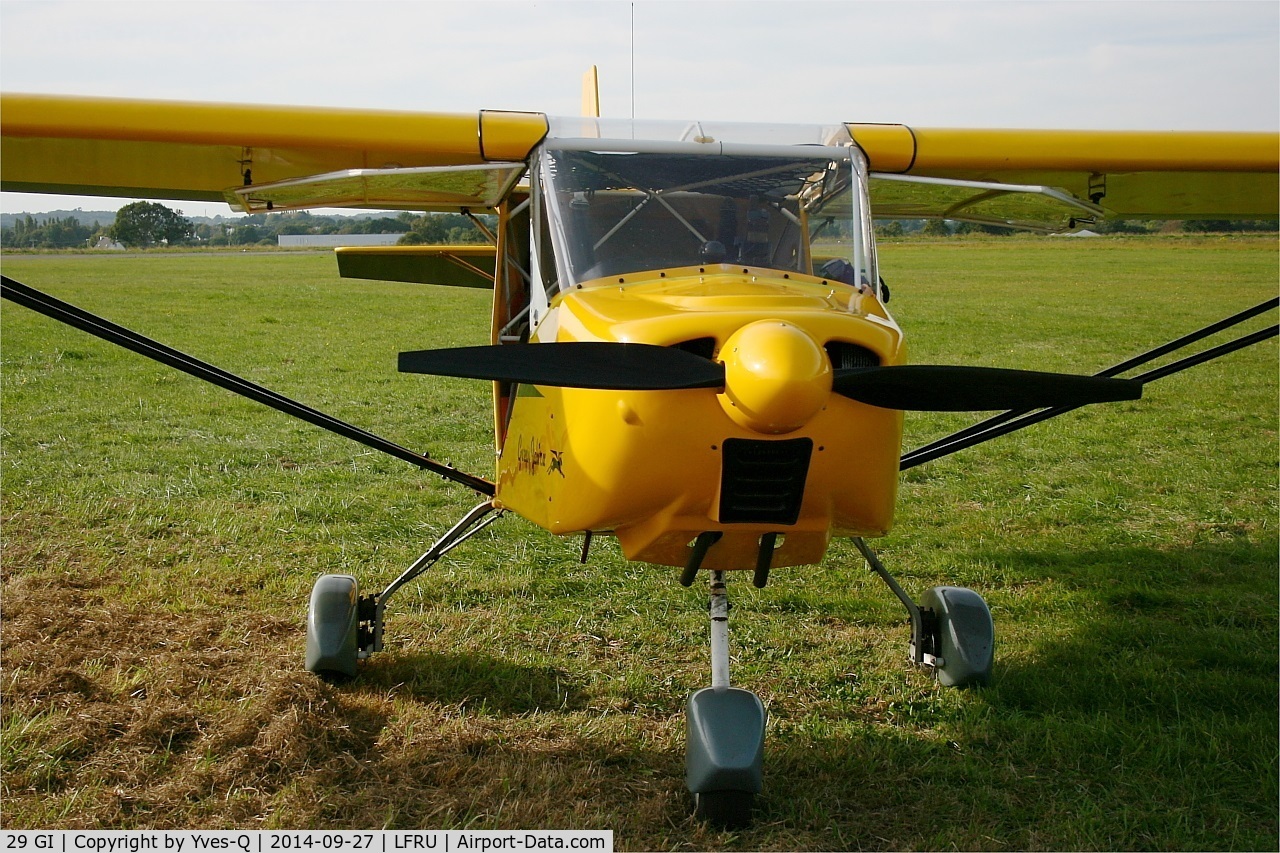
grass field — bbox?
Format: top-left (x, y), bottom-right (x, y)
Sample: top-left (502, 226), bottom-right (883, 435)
top-left (1, 238), bottom-right (1276, 850)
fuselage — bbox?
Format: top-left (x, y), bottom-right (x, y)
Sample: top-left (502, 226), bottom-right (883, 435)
top-left (486, 122), bottom-right (905, 570)
top-left (494, 265), bottom-right (904, 570)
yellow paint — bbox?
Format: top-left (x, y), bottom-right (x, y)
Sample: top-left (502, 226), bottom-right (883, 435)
top-left (5, 92), bottom-right (1272, 219)
top-left (335, 245), bottom-right (498, 259)
top-left (2, 93), bottom-right (547, 202)
top-left (845, 122), bottom-right (1279, 220)
top-left (581, 66), bottom-right (601, 118)
top-left (479, 110), bottom-right (550, 161)
top-left (846, 122), bottom-right (1278, 176)
top-left (718, 320), bottom-right (832, 435)
top-left (494, 267), bottom-right (904, 571)
top-left (906, 127), bottom-right (1278, 174)
top-left (845, 123), bottom-right (916, 173)
top-left (1, 93), bottom-right (483, 152)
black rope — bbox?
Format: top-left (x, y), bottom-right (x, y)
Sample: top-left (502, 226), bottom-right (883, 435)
top-left (1, 274), bottom-right (495, 496)
top-left (900, 298), bottom-right (1279, 471)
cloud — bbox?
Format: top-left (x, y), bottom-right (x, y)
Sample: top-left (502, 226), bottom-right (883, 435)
top-left (3, 0), bottom-right (1275, 212)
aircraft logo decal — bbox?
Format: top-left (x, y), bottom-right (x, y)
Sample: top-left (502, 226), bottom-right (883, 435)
top-left (516, 437), bottom-right (546, 477)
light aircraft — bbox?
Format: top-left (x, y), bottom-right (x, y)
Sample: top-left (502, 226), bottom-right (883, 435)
top-left (1, 82), bottom-right (1277, 828)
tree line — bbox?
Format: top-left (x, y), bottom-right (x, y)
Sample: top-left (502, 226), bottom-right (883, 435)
top-left (215, 210), bottom-right (495, 246)
top-left (2, 200), bottom-right (1273, 250)
top-left (877, 218), bottom-right (1277, 238)
top-left (0, 203), bottom-right (495, 249)
top-left (3, 214), bottom-right (100, 248)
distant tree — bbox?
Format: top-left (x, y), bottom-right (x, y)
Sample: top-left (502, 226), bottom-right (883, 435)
top-left (0, 214), bottom-right (93, 248)
top-left (110, 201), bottom-right (193, 248)
top-left (1184, 219), bottom-right (1278, 233)
top-left (952, 221), bottom-right (1015, 236)
top-left (921, 219), bottom-right (952, 237)
top-left (275, 211), bottom-right (328, 236)
top-left (1098, 218), bottom-right (1153, 234)
top-left (410, 214), bottom-right (452, 243)
top-left (1184, 220), bottom-right (1234, 232)
top-left (231, 224), bottom-right (263, 245)
top-left (398, 212), bottom-right (494, 245)
top-left (193, 222), bottom-right (225, 245)
top-left (875, 221), bottom-right (905, 237)
top-left (362, 217), bottom-right (411, 234)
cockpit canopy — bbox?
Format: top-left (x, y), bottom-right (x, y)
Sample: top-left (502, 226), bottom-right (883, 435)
top-left (532, 119), bottom-right (878, 295)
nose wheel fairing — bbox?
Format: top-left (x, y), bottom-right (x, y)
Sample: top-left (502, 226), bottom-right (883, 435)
top-left (686, 687), bottom-right (767, 813)
top-left (304, 573), bottom-right (361, 681)
top-left (919, 585), bottom-right (995, 688)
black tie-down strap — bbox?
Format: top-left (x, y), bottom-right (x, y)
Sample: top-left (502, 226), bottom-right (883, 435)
top-left (0, 274), bottom-right (495, 496)
top-left (901, 297), bottom-right (1279, 470)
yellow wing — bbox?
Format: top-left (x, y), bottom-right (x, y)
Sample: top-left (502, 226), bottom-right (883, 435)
top-left (848, 124), bottom-right (1278, 229)
top-left (3, 93), bottom-right (1275, 228)
top-left (1, 93), bottom-right (547, 212)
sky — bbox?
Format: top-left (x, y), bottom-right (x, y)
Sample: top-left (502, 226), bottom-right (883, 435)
top-left (2, 0), bottom-right (1277, 216)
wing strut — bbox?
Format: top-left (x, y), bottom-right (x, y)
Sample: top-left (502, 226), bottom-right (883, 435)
top-left (0, 275), bottom-right (495, 496)
top-left (900, 297), bottom-right (1279, 471)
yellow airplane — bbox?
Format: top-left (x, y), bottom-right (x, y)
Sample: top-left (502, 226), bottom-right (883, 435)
top-left (2, 89), bottom-right (1277, 827)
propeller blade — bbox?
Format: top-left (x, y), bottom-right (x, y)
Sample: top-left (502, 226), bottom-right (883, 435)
top-left (398, 342), bottom-right (726, 391)
top-left (833, 365), bottom-right (1142, 411)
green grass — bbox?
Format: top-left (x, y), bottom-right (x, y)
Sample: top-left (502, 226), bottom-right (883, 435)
top-left (1, 239), bottom-right (1276, 849)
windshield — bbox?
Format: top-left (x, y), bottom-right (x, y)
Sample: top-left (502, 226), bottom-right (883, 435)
top-left (538, 147), bottom-right (873, 290)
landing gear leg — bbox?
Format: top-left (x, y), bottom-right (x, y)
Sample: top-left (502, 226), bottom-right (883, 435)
top-left (304, 500), bottom-right (499, 679)
top-left (685, 570), bottom-right (766, 829)
top-left (854, 537), bottom-right (994, 688)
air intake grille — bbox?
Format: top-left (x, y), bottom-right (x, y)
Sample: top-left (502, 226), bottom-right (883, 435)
top-left (826, 341), bottom-right (880, 370)
top-left (719, 438), bottom-right (813, 524)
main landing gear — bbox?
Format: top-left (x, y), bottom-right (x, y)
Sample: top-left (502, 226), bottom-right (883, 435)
top-left (305, 507), bottom-right (991, 831)
top-left (854, 538), bottom-right (995, 688)
top-left (305, 500), bottom-right (499, 682)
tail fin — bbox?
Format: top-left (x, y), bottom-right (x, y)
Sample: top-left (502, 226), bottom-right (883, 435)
top-left (581, 65), bottom-right (600, 117)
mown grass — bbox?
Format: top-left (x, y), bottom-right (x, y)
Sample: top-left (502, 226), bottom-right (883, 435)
top-left (1, 239), bottom-right (1276, 849)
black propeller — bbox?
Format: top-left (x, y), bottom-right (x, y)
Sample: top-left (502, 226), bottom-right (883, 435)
top-left (832, 365), bottom-right (1142, 412)
top-left (398, 342), bottom-right (725, 391)
top-left (398, 343), bottom-right (1141, 411)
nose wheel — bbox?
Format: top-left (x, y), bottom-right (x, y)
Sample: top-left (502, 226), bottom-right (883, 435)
top-left (694, 789), bottom-right (755, 829)
top-left (304, 501), bottom-right (500, 681)
top-left (684, 570), bottom-right (767, 829)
